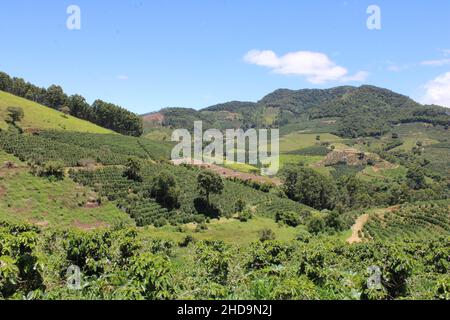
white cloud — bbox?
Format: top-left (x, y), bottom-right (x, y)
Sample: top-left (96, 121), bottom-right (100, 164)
top-left (116, 75), bottom-right (129, 80)
top-left (244, 50), bottom-right (368, 84)
top-left (422, 71), bottom-right (450, 108)
top-left (421, 59), bottom-right (450, 67)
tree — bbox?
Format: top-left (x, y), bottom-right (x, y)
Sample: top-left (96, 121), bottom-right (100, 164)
top-left (46, 85), bottom-right (67, 109)
top-left (238, 209), bottom-right (253, 222)
top-left (0, 72), bottom-right (13, 91)
top-left (324, 211), bottom-right (344, 232)
top-left (60, 106), bottom-right (71, 117)
top-left (151, 171), bottom-right (180, 210)
top-left (197, 171), bottom-right (224, 203)
top-left (67, 94), bottom-right (92, 119)
top-left (281, 166), bottom-right (337, 210)
top-left (6, 106), bottom-right (24, 125)
top-left (275, 211), bottom-right (302, 227)
top-left (307, 215), bottom-right (325, 235)
top-left (123, 158), bottom-right (142, 182)
top-left (406, 167), bottom-right (427, 190)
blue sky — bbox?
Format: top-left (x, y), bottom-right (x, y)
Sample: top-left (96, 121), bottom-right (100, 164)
top-left (1, 0), bottom-right (449, 113)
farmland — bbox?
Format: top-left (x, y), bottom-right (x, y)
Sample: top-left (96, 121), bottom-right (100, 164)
top-left (0, 85), bottom-right (449, 301)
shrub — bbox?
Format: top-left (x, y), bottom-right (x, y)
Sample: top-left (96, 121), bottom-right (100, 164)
top-left (234, 199), bottom-right (246, 213)
top-left (195, 241), bottom-right (231, 285)
top-left (246, 240), bottom-right (293, 270)
top-left (123, 157), bottom-right (142, 182)
top-left (238, 209), bottom-right (253, 222)
top-left (296, 229), bottom-right (312, 243)
top-left (128, 253), bottom-right (175, 299)
top-left (307, 215), bottom-right (326, 235)
top-left (259, 228), bottom-right (276, 242)
top-left (275, 211), bottom-right (301, 227)
top-left (31, 160), bottom-right (65, 180)
top-left (179, 235), bottom-right (195, 248)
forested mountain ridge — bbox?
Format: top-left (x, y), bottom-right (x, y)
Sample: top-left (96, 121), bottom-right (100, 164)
top-left (144, 85), bottom-right (450, 137)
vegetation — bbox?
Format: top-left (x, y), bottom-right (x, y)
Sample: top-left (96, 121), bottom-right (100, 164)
top-left (1, 80), bottom-right (449, 300)
top-left (145, 85), bottom-right (450, 139)
top-left (0, 91), bottom-right (112, 134)
top-left (0, 220), bottom-right (448, 300)
top-left (0, 71), bottom-right (142, 136)
top-left (363, 201), bottom-right (450, 241)
top-left (0, 130), bottom-right (171, 166)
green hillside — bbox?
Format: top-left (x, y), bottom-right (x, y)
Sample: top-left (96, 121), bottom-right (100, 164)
top-left (0, 150), bottom-right (132, 229)
top-left (0, 83), bottom-right (449, 300)
top-left (0, 90), bottom-right (113, 133)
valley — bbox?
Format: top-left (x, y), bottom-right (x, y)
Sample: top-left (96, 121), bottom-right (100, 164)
top-left (0, 72), bottom-right (449, 300)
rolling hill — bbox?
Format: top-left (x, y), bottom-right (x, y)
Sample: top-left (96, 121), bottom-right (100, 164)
top-left (0, 90), bottom-right (113, 134)
top-left (0, 83), bottom-right (449, 300)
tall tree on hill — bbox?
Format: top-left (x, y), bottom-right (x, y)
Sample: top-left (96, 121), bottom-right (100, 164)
top-left (0, 72), bottom-right (13, 91)
top-left (124, 158), bottom-right (142, 182)
top-left (67, 94), bottom-right (92, 119)
top-left (151, 171), bottom-right (180, 210)
top-left (46, 85), bottom-right (67, 110)
top-left (6, 106), bottom-right (24, 125)
top-left (197, 171), bottom-right (224, 204)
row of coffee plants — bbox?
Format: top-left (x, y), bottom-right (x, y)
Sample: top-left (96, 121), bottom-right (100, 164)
top-left (363, 201), bottom-right (450, 241)
top-left (70, 163), bottom-right (311, 226)
top-left (2, 220), bottom-right (448, 300)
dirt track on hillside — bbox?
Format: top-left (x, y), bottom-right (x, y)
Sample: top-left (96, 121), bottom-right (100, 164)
top-left (347, 214), bottom-right (370, 244)
top-left (172, 158), bottom-right (282, 186)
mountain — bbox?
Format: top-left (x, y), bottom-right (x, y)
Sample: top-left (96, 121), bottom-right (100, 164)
top-left (143, 85), bottom-right (450, 137)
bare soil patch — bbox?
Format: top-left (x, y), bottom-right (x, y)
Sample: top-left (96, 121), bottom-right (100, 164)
top-left (172, 158), bottom-right (282, 186)
top-left (73, 220), bottom-right (108, 231)
top-left (143, 112), bottom-right (165, 124)
top-left (347, 214), bottom-right (369, 244)
top-left (0, 185), bottom-right (6, 198)
top-left (347, 206), bottom-right (400, 244)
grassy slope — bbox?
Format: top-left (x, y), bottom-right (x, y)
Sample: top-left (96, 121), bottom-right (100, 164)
top-left (0, 91), bottom-right (113, 134)
top-left (140, 216), bottom-right (303, 246)
top-left (0, 150), bottom-right (133, 229)
top-left (279, 132), bottom-right (342, 153)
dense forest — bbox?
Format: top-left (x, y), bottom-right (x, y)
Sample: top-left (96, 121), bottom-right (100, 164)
top-left (0, 71), bottom-right (143, 136)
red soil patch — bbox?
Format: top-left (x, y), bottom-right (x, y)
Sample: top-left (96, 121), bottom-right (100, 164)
top-left (143, 112), bottom-right (165, 124)
top-left (84, 200), bottom-right (100, 209)
top-left (172, 158), bottom-right (282, 186)
top-left (73, 220), bottom-right (108, 231)
top-left (23, 128), bottom-right (42, 135)
top-left (34, 220), bottom-right (49, 228)
top-left (0, 186), bottom-right (6, 198)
